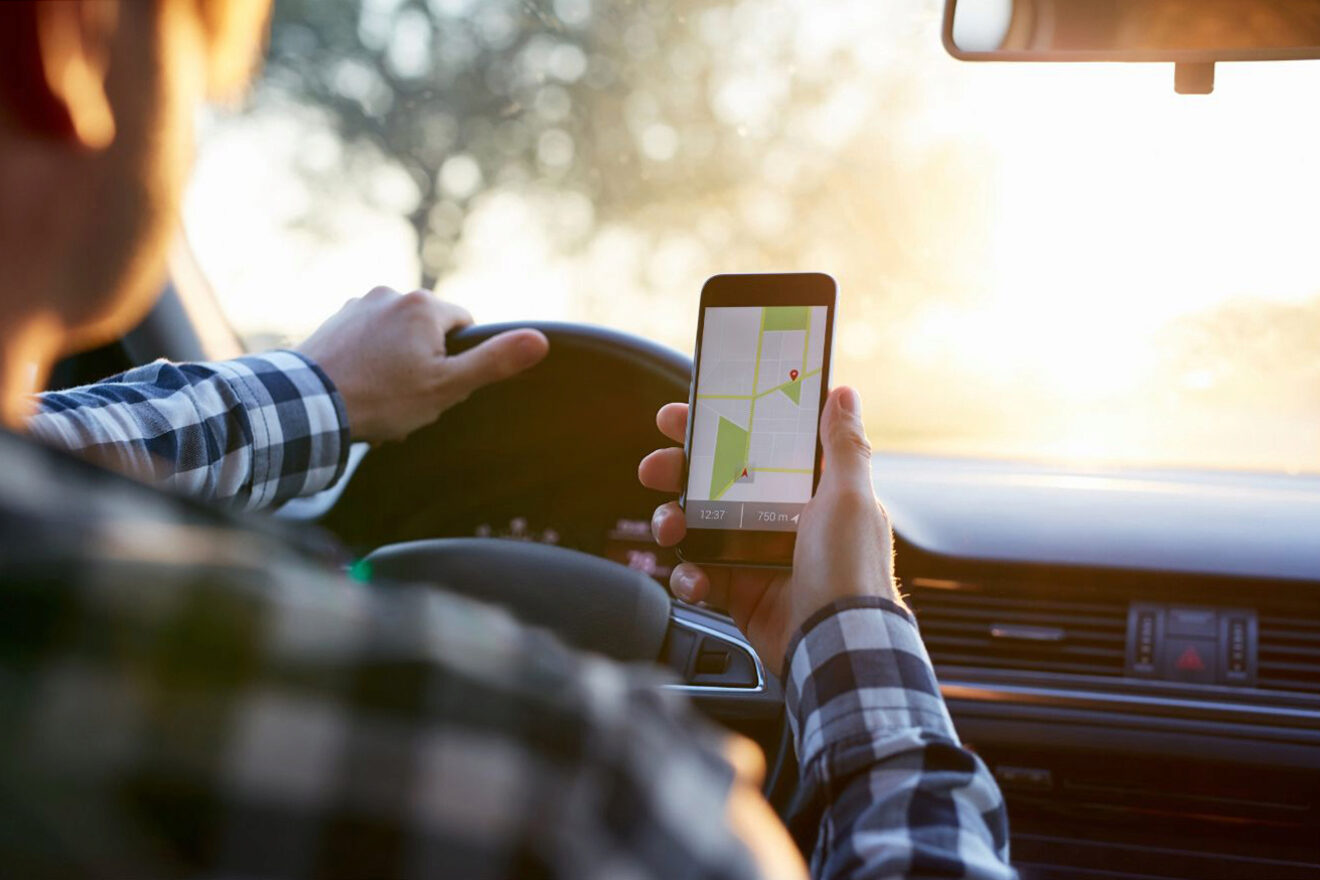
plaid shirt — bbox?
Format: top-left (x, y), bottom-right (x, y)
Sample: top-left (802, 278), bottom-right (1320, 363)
top-left (27, 351), bottom-right (349, 511)
top-left (785, 598), bottom-right (1012, 878)
top-left (3, 360), bottom-right (1012, 877)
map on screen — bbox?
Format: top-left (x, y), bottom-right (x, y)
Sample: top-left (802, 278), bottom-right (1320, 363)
top-left (685, 305), bottom-right (828, 531)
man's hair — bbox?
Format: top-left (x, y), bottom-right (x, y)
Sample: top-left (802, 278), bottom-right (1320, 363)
top-left (0, 0), bottom-right (268, 131)
top-left (0, 3), bottom-right (65, 136)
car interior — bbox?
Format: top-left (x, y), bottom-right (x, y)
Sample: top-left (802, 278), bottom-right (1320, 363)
top-left (47, 1), bottom-right (1320, 877)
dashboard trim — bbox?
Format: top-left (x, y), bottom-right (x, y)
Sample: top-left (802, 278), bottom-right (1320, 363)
top-left (664, 605), bottom-right (768, 696)
top-left (939, 673), bottom-right (1320, 733)
top-left (877, 455), bottom-right (1320, 582)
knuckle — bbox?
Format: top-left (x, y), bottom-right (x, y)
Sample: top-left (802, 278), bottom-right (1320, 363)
top-left (852, 432), bottom-right (873, 458)
top-left (364, 285), bottom-right (396, 301)
top-left (399, 289), bottom-right (433, 311)
top-left (830, 423), bottom-right (872, 458)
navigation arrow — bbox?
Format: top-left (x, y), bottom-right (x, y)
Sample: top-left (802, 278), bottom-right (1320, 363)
top-left (791, 514), bottom-right (799, 524)
top-left (740, 467), bottom-right (748, 478)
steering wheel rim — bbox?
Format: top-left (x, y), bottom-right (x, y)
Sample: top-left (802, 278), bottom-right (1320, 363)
top-left (447, 319), bottom-right (692, 391)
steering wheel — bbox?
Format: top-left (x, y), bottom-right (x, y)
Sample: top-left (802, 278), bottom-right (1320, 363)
top-left (320, 322), bottom-right (797, 812)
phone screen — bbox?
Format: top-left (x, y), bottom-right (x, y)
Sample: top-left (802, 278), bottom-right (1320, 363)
top-left (684, 304), bottom-right (830, 534)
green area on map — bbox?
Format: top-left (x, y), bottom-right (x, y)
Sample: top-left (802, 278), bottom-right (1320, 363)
top-left (779, 378), bottom-right (802, 405)
top-left (710, 415), bottom-right (750, 499)
top-left (762, 306), bottom-right (811, 332)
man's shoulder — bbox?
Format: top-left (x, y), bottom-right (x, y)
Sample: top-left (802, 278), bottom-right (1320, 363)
top-left (0, 426), bottom-right (339, 566)
top-left (0, 422), bottom-right (692, 761)
top-left (0, 425), bottom-right (627, 713)
top-left (0, 429), bottom-right (738, 877)
top-left (0, 425), bottom-right (202, 558)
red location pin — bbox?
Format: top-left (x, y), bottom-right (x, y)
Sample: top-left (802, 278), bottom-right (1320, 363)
top-left (789, 369), bottom-right (799, 381)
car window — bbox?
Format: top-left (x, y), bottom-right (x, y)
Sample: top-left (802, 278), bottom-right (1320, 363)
top-left (184, 0), bottom-right (1320, 473)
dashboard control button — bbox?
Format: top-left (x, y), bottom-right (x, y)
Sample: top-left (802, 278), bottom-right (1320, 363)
top-left (1163, 637), bottom-right (1216, 683)
top-left (1126, 603), bottom-right (1165, 678)
top-left (1127, 603), bottom-right (1257, 687)
top-left (1175, 644), bottom-right (1206, 671)
top-left (1134, 611), bottom-right (1158, 671)
top-left (1221, 615), bottom-right (1255, 685)
top-left (1167, 606), bottom-right (1218, 638)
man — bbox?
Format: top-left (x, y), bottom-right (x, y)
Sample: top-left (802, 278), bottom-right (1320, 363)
top-left (26, 286), bottom-right (550, 510)
top-left (0, 2), bottom-right (1013, 878)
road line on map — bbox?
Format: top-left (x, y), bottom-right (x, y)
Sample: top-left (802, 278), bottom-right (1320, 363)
top-left (696, 367), bottom-right (821, 403)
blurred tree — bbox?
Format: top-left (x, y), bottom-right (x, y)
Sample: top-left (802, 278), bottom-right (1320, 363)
top-left (264, 0), bottom-right (743, 284)
top-left (259, 0), bottom-right (992, 296)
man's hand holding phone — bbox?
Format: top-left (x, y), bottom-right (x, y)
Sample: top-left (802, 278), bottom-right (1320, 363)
top-left (639, 386), bottom-right (901, 672)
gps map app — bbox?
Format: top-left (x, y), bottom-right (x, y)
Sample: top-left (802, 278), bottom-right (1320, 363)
top-left (686, 305), bottom-right (828, 531)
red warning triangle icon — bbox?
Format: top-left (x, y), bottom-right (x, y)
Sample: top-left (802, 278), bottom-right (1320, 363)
top-left (1175, 645), bottom-right (1205, 671)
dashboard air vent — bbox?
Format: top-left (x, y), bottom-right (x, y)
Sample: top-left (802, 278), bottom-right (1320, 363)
top-left (908, 579), bottom-right (1127, 678)
top-left (1257, 612), bottom-right (1320, 696)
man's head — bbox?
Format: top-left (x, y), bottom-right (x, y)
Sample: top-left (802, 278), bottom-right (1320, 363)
top-left (0, 0), bottom-right (269, 400)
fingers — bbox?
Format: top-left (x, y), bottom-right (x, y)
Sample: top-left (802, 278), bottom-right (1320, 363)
top-left (638, 447), bottom-right (684, 492)
top-left (442, 329), bottom-right (549, 398)
top-left (431, 299), bottom-right (475, 333)
top-left (656, 402), bottom-right (688, 444)
top-left (722, 734), bottom-right (808, 880)
top-left (403, 288), bottom-right (473, 333)
top-left (650, 500), bottom-right (686, 547)
top-left (722, 733), bottom-right (766, 786)
top-left (819, 386), bottom-right (874, 492)
top-left (670, 561), bottom-right (732, 608)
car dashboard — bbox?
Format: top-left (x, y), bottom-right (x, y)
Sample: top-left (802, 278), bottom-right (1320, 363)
top-left (303, 452), bottom-right (1320, 878)
top-left (295, 326), bottom-right (1320, 879)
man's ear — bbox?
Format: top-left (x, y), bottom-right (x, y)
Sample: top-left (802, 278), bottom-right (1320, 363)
top-left (0, 1), bottom-right (119, 150)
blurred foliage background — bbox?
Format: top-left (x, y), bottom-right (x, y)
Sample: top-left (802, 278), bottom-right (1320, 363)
top-left (259, 0), bottom-right (987, 287)
top-left (185, 0), bottom-right (1320, 472)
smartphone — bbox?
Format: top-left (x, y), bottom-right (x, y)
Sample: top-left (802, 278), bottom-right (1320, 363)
top-left (679, 273), bottom-right (836, 567)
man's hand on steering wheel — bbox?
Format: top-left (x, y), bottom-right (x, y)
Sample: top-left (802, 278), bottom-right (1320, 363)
top-left (298, 287), bottom-right (550, 443)
top-left (638, 387), bottom-right (901, 673)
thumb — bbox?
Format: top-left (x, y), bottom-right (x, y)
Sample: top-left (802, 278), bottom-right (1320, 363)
top-left (819, 386), bottom-right (873, 491)
top-left (443, 329), bottom-right (549, 396)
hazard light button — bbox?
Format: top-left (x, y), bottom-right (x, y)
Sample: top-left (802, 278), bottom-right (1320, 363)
top-left (1163, 638), bottom-right (1216, 683)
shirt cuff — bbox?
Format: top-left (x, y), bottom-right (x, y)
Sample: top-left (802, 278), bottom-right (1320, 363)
top-left (208, 350), bottom-right (351, 510)
top-left (783, 597), bottom-right (959, 774)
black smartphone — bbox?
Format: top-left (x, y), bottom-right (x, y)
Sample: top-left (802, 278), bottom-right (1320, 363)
top-left (678, 273), bottom-right (836, 567)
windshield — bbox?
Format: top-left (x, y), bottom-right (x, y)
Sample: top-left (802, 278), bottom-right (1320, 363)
top-left (184, 0), bottom-right (1320, 474)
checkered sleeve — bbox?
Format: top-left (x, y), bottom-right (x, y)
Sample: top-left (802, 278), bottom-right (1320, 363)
top-left (784, 597), bottom-right (1015, 880)
top-left (27, 350), bottom-right (349, 510)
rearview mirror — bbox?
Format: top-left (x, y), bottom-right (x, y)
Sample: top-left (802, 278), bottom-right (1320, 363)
top-left (944, 0), bottom-right (1320, 93)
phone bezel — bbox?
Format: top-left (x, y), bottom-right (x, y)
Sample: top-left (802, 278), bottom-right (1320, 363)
top-left (678, 273), bottom-right (836, 568)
